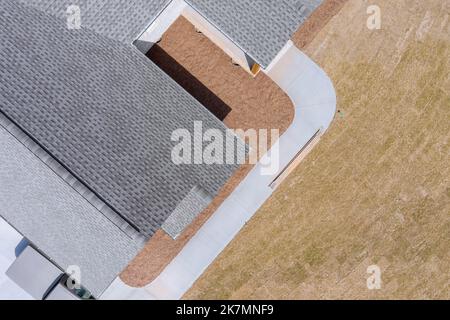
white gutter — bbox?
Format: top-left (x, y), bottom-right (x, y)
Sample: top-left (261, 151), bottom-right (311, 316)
top-left (134, 0), bottom-right (187, 53)
top-left (135, 0), bottom-right (257, 75)
top-left (102, 41), bottom-right (336, 300)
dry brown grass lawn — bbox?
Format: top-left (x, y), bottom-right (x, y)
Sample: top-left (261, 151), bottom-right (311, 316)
top-left (185, 0), bottom-right (450, 299)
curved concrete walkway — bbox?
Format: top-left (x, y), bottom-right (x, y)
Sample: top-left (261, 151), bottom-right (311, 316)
top-left (101, 41), bottom-right (336, 300)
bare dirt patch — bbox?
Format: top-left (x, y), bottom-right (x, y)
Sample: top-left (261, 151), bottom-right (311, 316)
top-left (120, 17), bottom-right (294, 287)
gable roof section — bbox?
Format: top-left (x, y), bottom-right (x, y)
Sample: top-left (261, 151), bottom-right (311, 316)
top-left (0, 0), bottom-right (240, 238)
top-left (185, 0), bottom-right (323, 67)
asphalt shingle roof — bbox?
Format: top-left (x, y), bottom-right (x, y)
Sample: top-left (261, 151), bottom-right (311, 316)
top-left (0, 124), bottom-right (143, 298)
top-left (17, 0), bottom-right (172, 43)
top-left (0, 0), bottom-right (241, 238)
top-left (186, 0), bottom-right (323, 67)
top-left (0, 0), bottom-right (322, 297)
top-left (20, 0), bottom-right (323, 68)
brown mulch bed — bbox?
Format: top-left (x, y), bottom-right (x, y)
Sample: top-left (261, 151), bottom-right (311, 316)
top-left (120, 17), bottom-right (293, 287)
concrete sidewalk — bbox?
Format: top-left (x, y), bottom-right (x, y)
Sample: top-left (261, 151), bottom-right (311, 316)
top-left (102, 42), bottom-right (336, 300)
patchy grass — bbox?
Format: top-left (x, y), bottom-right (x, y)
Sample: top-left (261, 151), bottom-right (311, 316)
top-left (185, 0), bottom-right (449, 300)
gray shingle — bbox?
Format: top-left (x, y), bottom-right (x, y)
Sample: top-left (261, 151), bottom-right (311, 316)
top-left (162, 185), bottom-right (213, 239)
top-left (0, 113), bottom-right (147, 245)
top-left (0, 125), bottom-right (143, 298)
top-left (185, 0), bottom-right (323, 67)
top-left (0, 0), bottom-right (241, 238)
top-left (0, 0), bottom-right (322, 296)
top-left (20, 0), bottom-right (323, 67)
